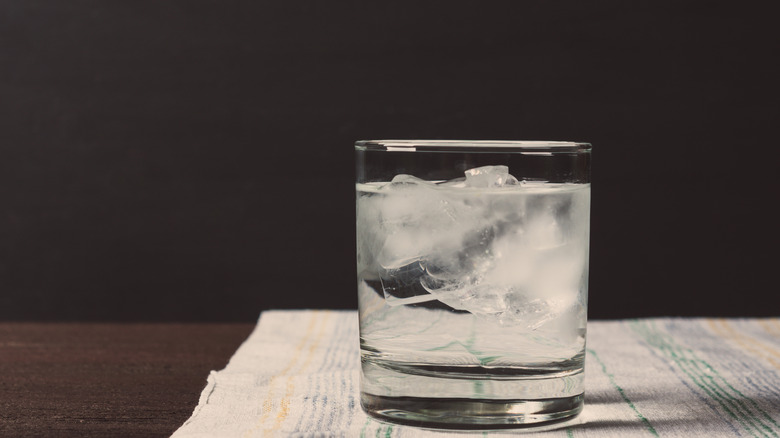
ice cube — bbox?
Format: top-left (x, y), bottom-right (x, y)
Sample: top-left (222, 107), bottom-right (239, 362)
top-left (420, 261), bottom-right (511, 315)
top-left (375, 175), bottom-right (473, 270)
top-left (379, 261), bottom-right (437, 306)
top-left (440, 285), bottom-right (509, 315)
top-left (526, 249), bottom-right (586, 300)
top-left (527, 217), bottom-right (565, 250)
top-left (355, 192), bottom-right (386, 277)
top-left (495, 292), bottom-right (555, 328)
top-left (493, 288), bottom-right (580, 329)
top-left (483, 231), bottom-right (531, 287)
top-left (464, 165), bottom-right (519, 188)
top-left (388, 173), bottom-right (435, 187)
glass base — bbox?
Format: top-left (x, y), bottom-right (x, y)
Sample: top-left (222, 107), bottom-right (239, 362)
top-left (359, 358), bottom-right (584, 429)
top-left (361, 393), bottom-right (583, 429)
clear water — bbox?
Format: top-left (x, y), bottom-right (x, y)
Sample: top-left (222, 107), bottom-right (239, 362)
top-left (356, 167), bottom-right (590, 415)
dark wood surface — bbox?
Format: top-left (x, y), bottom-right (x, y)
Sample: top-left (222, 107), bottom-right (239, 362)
top-left (0, 322), bottom-right (255, 437)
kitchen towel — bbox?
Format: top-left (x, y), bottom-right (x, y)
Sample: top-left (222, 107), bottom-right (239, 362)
top-left (171, 310), bottom-right (780, 437)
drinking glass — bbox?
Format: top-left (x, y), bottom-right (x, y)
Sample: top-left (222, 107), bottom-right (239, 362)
top-left (355, 140), bottom-right (591, 428)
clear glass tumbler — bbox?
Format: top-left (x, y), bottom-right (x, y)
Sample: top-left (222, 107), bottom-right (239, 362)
top-left (355, 140), bottom-right (591, 428)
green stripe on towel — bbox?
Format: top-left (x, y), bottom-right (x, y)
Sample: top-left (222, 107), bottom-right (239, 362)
top-left (630, 319), bottom-right (779, 438)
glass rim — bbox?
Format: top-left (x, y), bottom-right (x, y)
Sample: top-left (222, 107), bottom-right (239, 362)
top-left (355, 139), bottom-right (591, 153)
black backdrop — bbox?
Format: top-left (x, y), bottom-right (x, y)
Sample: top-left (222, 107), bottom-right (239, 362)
top-left (2, 1), bottom-right (778, 321)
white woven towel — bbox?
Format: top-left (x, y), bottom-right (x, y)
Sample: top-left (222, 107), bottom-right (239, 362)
top-left (171, 310), bottom-right (780, 437)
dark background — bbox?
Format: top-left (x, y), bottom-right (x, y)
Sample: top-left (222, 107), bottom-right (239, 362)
top-left (1, 1), bottom-right (778, 321)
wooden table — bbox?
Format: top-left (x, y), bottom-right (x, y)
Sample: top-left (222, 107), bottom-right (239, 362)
top-left (0, 322), bottom-right (255, 437)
